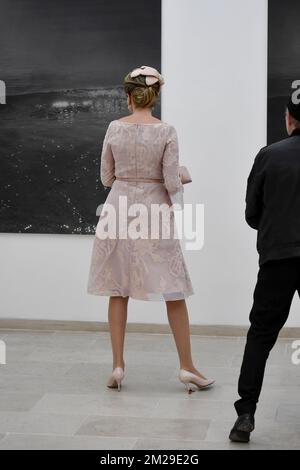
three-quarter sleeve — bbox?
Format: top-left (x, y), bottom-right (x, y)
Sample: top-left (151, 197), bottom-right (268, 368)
top-left (162, 125), bottom-right (184, 208)
top-left (100, 122), bottom-right (115, 187)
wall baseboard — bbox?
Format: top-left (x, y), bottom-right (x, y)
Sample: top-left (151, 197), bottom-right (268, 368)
top-left (0, 319), bottom-right (299, 338)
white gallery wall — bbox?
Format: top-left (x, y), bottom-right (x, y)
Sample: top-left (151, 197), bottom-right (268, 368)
top-left (1, 0), bottom-right (299, 327)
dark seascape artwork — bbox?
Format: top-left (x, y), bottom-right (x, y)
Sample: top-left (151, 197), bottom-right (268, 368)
top-left (268, 0), bottom-right (300, 144)
top-left (0, 0), bottom-right (161, 234)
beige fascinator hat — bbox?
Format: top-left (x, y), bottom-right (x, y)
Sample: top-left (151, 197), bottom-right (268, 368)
top-left (130, 65), bottom-right (165, 86)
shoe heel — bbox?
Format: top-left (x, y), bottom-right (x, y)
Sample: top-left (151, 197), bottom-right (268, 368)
top-left (107, 367), bottom-right (124, 391)
top-left (229, 429), bottom-right (250, 443)
top-left (184, 382), bottom-right (194, 394)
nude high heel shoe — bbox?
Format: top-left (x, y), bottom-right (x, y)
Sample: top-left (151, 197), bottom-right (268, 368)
top-left (179, 369), bottom-right (215, 394)
top-left (107, 367), bottom-right (124, 392)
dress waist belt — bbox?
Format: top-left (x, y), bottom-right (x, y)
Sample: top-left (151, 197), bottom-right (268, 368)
top-left (115, 177), bottom-right (164, 183)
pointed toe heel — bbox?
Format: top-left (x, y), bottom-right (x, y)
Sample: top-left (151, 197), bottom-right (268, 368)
top-left (107, 367), bottom-right (125, 391)
top-left (179, 369), bottom-right (215, 393)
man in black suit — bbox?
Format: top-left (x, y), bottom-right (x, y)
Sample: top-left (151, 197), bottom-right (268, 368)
top-left (229, 97), bottom-right (300, 443)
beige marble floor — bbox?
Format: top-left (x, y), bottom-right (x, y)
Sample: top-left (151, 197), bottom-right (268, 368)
top-left (0, 330), bottom-right (299, 450)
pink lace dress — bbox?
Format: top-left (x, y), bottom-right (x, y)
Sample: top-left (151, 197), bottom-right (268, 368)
top-left (87, 120), bottom-right (194, 301)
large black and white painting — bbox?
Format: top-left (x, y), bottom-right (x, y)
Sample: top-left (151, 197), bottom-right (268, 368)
top-left (268, 0), bottom-right (300, 144)
top-left (0, 0), bottom-right (161, 234)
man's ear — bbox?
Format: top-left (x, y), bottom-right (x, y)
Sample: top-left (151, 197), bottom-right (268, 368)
top-left (287, 110), bottom-right (296, 128)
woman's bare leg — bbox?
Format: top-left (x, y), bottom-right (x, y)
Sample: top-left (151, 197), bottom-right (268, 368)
top-left (166, 299), bottom-right (206, 378)
top-left (108, 296), bottom-right (129, 369)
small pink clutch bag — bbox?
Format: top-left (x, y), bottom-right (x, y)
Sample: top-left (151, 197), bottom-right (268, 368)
top-left (179, 166), bottom-right (192, 184)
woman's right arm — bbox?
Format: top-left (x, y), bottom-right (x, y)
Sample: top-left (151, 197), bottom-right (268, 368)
top-left (100, 122), bottom-right (115, 187)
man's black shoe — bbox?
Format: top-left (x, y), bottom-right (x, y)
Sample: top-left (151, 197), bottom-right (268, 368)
top-left (229, 414), bottom-right (255, 443)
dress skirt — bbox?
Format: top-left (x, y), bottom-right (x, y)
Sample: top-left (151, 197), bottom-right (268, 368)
top-left (87, 179), bottom-right (194, 301)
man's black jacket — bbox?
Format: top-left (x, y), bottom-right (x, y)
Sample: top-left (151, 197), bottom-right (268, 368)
top-left (246, 128), bottom-right (300, 266)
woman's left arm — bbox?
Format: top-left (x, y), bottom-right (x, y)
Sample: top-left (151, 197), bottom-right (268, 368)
top-left (162, 125), bottom-right (184, 209)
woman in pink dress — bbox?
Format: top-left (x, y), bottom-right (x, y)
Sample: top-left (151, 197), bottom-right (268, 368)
top-left (87, 66), bottom-right (214, 392)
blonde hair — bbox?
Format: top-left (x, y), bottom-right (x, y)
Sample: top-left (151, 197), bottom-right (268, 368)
top-left (123, 72), bottom-right (161, 109)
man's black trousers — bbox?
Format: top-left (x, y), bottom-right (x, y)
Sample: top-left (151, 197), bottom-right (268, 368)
top-left (235, 257), bottom-right (300, 416)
